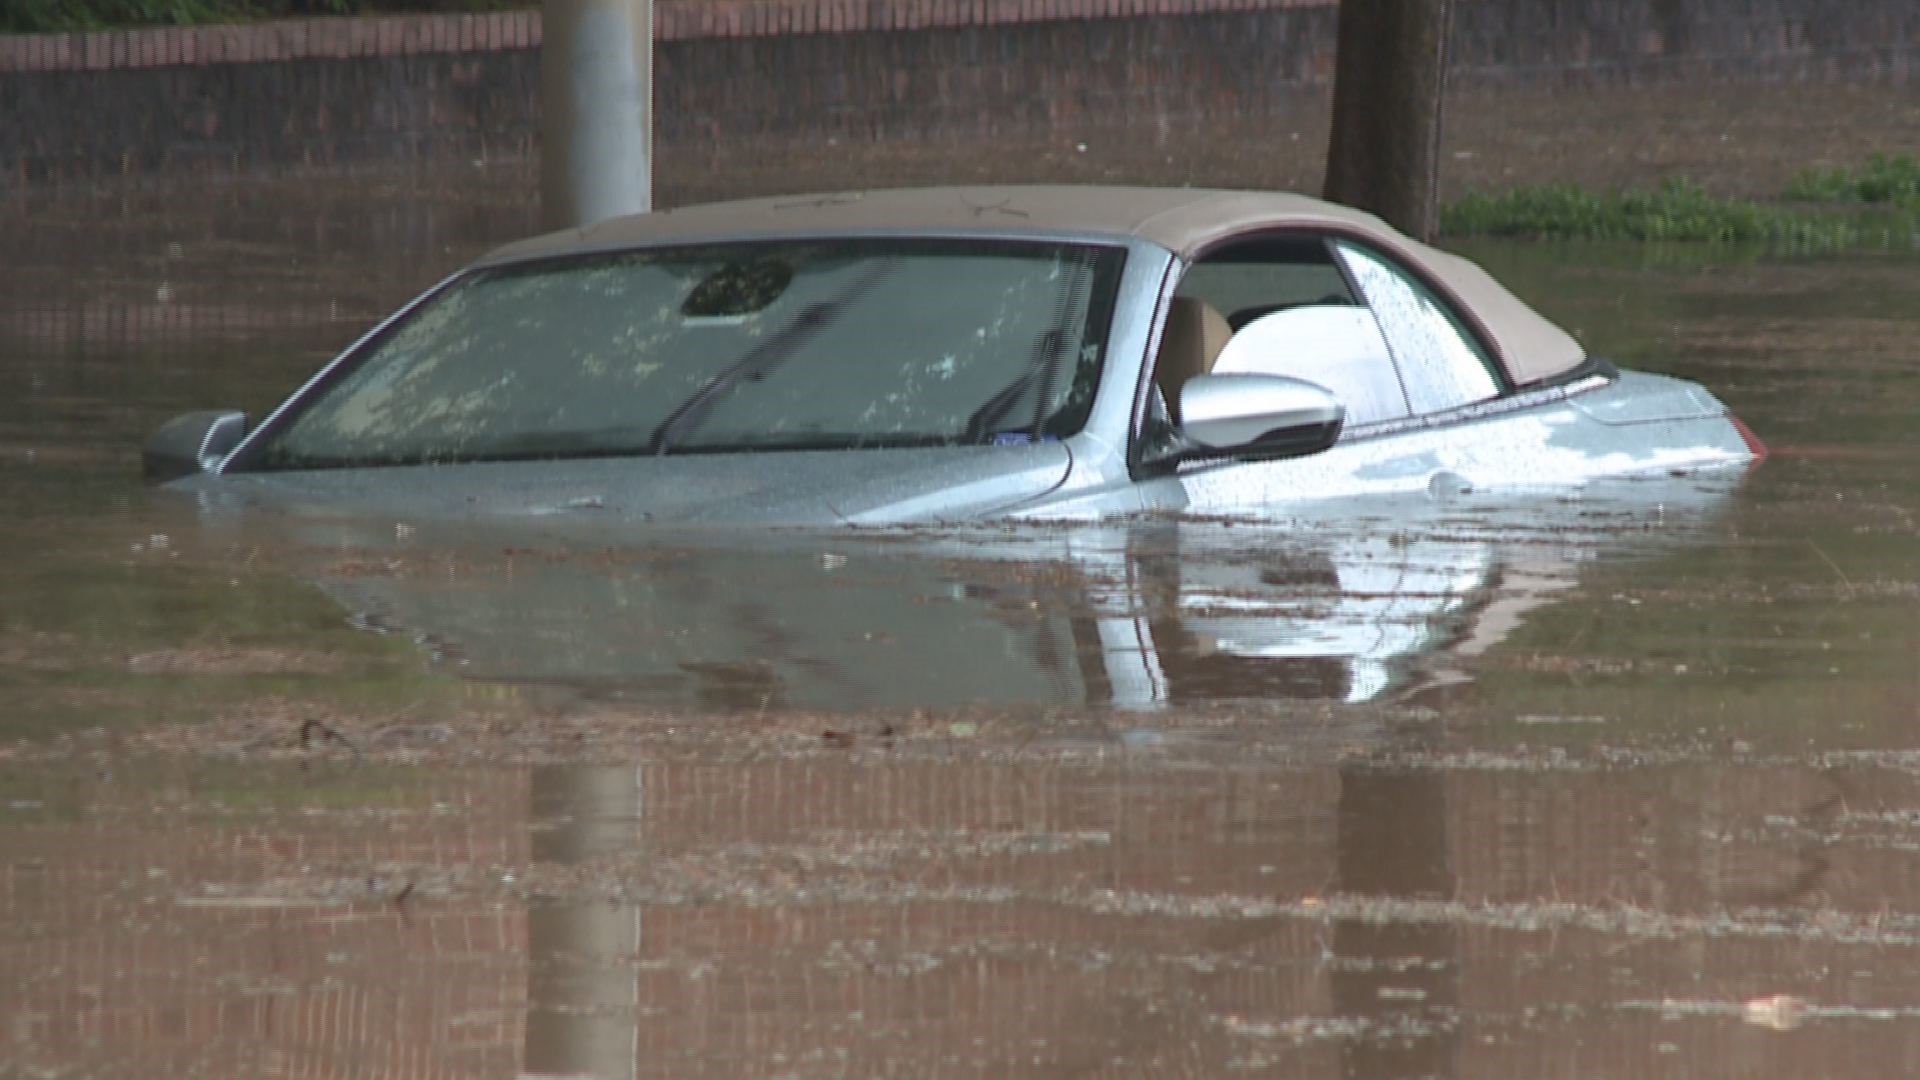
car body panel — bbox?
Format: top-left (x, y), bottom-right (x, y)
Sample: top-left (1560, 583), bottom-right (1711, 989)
top-left (177, 442), bottom-right (1076, 526)
top-left (1007, 371), bottom-right (1750, 522)
top-left (1155, 372), bottom-right (1750, 517)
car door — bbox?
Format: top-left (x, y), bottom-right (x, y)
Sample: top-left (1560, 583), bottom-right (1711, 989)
top-left (1161, 233), bottom-right (1583, 513)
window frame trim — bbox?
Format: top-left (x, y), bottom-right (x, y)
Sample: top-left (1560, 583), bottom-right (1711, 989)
top-left (1326, 234), bottom-right (1515, 415)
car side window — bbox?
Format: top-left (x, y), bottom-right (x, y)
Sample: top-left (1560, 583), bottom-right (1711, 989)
top-left (1176, 236), bottom-right (1354, 331)
top-left (1171, 235), bottom-right (1412, 427)
top-left (1331, 240), bottom-right (1501, 415)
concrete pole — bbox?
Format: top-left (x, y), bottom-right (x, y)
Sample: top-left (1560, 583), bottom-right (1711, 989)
top-left (541, 0), bottom-right (654, 230)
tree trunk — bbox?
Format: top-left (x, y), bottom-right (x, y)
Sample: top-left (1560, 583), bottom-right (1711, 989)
top-left (1322, 0), bottom-right (1456, 242)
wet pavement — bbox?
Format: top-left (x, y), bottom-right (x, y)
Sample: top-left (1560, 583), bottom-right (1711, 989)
top-left (2, 174), bottom-right (1919, 1077)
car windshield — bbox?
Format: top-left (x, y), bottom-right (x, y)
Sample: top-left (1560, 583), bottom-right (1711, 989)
top-left (244, 237), bottom-right (1125, 470)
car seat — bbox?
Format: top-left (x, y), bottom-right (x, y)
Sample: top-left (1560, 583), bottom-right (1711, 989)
top-left (1152, 296), bottom-right (1233, 423)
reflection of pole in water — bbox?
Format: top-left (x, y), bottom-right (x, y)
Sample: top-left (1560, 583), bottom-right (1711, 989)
top-left (1333, 761), bottom-right (1460, 1078)
top-left (524, 765), bottom-right (645, 1080)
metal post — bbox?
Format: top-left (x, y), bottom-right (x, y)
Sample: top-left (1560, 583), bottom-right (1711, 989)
top-left (541, 0), bottom-right (654, 230)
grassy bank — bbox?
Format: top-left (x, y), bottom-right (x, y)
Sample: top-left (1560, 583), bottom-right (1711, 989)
top-left (1442, 158), bottom-right (1920, 247)
top-left (1, 0), bottom-right (518, 33)
top-left (1784, 153), bottom-right (1920, 209)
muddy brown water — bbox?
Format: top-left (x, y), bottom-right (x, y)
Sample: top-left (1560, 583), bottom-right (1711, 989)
top-left (1, 175), bottom-right (1918, 1078)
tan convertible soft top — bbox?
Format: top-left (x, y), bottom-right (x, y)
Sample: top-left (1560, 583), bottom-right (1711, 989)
top-left (478, 186), bottom-right (1585, 387)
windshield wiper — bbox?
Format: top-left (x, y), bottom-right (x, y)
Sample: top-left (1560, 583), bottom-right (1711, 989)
top-left (650, 260), bottom-right (898, 454)
top-left (961, 258), bottom-right (1091, 444)
top-left (962, 329), bottom-right (1062, 443)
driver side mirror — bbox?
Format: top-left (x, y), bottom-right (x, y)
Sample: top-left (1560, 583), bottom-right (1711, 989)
top-left (1179, 373), bottom-right (1344, 460)
top-left (142, 410), bottom-right (248, 483)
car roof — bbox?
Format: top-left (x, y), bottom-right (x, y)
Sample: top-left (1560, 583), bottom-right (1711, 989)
top-left (476, 185), bottom-right (1585, 387)
top-left (480, 186), bottom-right (1385, 262)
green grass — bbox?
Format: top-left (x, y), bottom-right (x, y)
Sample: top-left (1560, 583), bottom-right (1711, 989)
top-left (1445, 178), bottom-right (1830, 244)
top-left (1784, 153), bottom-right (1920, 208)
top-left (1442, 174), bottom-right (1919, 250)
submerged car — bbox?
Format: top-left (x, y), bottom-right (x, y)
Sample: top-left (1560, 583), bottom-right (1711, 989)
top-left (144, 186), bottom-right (1766, 523)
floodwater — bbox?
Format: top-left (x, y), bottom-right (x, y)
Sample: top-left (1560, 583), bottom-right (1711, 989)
top-left (2, 176), bottom-right (1919, 1078)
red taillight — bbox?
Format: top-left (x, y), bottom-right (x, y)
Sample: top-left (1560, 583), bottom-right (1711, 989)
top-left (1730, 414), bottom-right (1769, 463)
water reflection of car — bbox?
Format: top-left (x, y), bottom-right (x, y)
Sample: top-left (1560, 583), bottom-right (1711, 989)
top-left (1081, 530), bottom-right (1559, 706)
top-left (144, 186), bottom-right (1764, 523)
top-left (289, 478), bottom-right (1732, 709)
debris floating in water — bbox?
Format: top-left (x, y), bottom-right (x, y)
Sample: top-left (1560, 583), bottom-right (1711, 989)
top-left (1744, 994), bottom-right (1810, 1031)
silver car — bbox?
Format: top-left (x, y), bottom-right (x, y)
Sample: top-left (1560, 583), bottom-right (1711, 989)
top-left (144, 186), bottom-right (1766, 523)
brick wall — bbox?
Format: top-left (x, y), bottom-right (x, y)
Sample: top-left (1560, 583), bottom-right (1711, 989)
top-left (0, 0), bottom-right (1914, 190)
